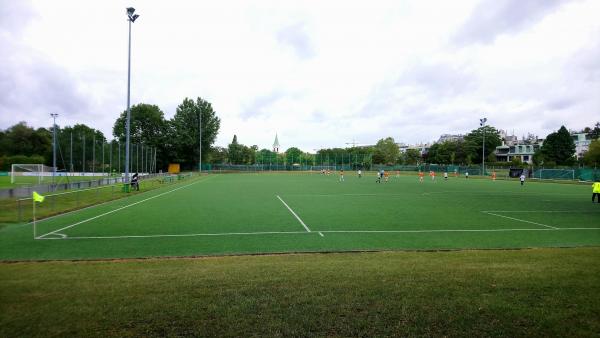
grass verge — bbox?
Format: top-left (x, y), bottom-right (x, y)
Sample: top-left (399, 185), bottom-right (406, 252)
top-left (1, 247), bottom-right (599, 337)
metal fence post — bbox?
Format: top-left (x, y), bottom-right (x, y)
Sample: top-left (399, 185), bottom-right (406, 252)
top-left (17, 199), bottom-right (22, 223)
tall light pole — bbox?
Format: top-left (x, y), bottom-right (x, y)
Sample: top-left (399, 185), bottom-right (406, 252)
top-left (50, 113), bottom-right (58, 184)
top-left (125, 7), bottom-right (140, 184)
top-left (480, 117), bottom-right (487, 177)
top-left (198, 111), bottom-right (202, 173)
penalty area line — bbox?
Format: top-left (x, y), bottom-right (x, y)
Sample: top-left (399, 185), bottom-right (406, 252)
top-left (481, 211), bottom-right (558, 229)
top-left (277, 195), bottom-right (311, 232)
top-left (35, 176), bottom-right (214, 239)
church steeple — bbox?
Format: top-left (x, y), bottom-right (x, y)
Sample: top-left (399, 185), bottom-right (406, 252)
top-left (273, 133), bottom-right (280, 153)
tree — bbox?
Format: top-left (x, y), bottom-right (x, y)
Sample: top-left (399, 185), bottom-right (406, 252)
top-left (227, 135), bottom-right (243, 164)
top-left (113, 103), bottom-right (168, 145)
top-left (208, 146), bottom-right (228, 164)
top-left (256, 149), bottom-right (277, 165)
top-left (58, 124), bottom-right (106, 172)
top-left (373, 137), bottom-right (400, 165)
top-left (285, 147), bottom-right (303, 164)
top-left (590, 122), bottom-right (600, 140)
top-left (583, 139), bottom-right (600, 166)
top-left (540, 126), bottom-right (576, 165)
top-left (402, 149), bottom-right (421, 165)
top-left (463, 126), bottom-right (502, 164)
top-left (171, 97), bottom-right (221, 169)
top-left (0, 122), bottom-right (51, 158)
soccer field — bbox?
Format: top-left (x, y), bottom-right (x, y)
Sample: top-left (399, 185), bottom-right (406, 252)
top-left (1, 172), bottom-right (599, 260)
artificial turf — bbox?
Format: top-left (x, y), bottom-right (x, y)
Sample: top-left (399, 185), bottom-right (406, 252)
top-left (0, 173), bottom-right (598, 261)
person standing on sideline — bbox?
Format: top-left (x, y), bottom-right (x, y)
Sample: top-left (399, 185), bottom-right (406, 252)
top-left (376, 170), bottom-right (381, 183)
top-left (357, 169), bottom-right (362, 178)
top-left (339, 169), bottom-right (345, 182)
top-left (520, 173), bottom-right (526, 186)
top-left (465, 171), bottom-right (469, 179)
top-left (444, 171), bottom-right (448, 181)
top-left (592, 179), bottom-right (600, 203)
top-left (131, 172), bottom-right (140, 191)
top-left (492, 171), bottom-right (497, 181)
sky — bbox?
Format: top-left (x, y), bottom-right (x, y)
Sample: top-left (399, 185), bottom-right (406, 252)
top-left (1, 0), bottom-right (599, 152)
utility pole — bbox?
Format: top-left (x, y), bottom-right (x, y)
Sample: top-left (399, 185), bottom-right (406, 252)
top-left (82, 134), bottom-right (86, 174)
top-left (92, 133), bottom-right (96, 174)
top-left (70, 131), bottom-right (73, 173)
top-left (198, 111), bottom-right (202, 173)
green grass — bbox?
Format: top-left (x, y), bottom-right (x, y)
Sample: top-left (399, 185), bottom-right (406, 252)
top-left (0, 173), bottom-right (598, 260)
top-left (0, 175), bottom-right (107, 188)
top-left (1, 248), bottom-right (599, 337)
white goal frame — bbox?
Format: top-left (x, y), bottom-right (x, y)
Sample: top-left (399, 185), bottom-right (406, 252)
top-left (10, 164), bottom-right (55, 184)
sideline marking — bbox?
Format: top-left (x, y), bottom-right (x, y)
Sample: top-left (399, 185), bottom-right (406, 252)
top-left (277, 195), bottom-right (311, 232)
top-left (36, 176), bottom-right (214, 239)
top-left (37, 230), bottom-right (309, 240)
top-left (33, 227), bottom-right (600, 240)
top-left (481, 211), bottom-right (558, 229)
top-left (482, 210), bottom-right (600, 213)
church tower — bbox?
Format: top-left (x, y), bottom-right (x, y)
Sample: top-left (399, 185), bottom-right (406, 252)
top-left (273, 133), bottom-right (280, 153)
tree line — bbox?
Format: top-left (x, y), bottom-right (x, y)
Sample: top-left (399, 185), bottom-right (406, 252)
top-left (0, 97), bottom-right (220, 172)
top-left (1, 99), bottom-right (599, 171)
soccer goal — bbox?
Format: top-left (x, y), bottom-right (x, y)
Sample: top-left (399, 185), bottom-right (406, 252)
top-left (10, 164), bottom-right (55, 185)
top-left (310, 165), bottom-right (337, 172)
top-left (534, 168), bottom-right (575, 180)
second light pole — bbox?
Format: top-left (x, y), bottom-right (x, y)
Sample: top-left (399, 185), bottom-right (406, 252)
top-left (480, 117), bottom-right (487, 177)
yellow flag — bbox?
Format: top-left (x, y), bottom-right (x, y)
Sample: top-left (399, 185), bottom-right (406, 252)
top-left (32, 191), bottom-right (45, 203)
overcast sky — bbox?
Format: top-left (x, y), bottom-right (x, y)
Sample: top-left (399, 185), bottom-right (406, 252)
top-left (1, 0), bottom-right (599, 152)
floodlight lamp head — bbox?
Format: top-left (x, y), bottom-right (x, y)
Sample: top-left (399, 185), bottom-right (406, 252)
top-left (131, 14), bottom-right (139, 22)
top-left (126, 7), bottom-right (135, 16)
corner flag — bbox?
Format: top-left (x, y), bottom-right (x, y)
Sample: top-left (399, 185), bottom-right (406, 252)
top-left (33, 191), bottom-right (45, 203)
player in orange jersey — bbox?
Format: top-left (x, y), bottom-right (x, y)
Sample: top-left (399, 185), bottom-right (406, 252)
top-left (418, 171), bottom-right (424, 183)
top-left (491, 171), bottom-right (496, 181)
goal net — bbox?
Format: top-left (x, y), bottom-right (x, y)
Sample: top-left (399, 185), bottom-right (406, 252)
top-left (310, 165), bottom-right (337, 172)
top-left (11, 164), bottom-right (56, 185)
top-left (533, 169), bottom-right (575, 180)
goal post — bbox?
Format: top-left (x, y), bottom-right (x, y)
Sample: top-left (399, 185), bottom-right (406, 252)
top-left (11, 164), bottom-right (55, 185)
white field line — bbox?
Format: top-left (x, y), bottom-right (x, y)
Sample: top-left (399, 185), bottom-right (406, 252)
top-left (276, 195), bottom-right (311, 232)
top-left (319, 232), bottom-right (324, 237)
top-left (36, 230), bottom-right (310, 240)
top-left (482, 210), bottom-right (600, 213)
top-left (36, 176), bottom-right (214, 239)
top-left (482, 211), bottom-right (558, 230)
top-left (33, 227), bottom-right (600, 240)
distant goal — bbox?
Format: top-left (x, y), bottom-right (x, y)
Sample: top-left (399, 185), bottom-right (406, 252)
top-left (10, 164), bottom-right (55, 185)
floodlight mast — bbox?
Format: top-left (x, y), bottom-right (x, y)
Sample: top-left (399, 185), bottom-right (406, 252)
top-left (124, 7), bottom-right (139, 184)
top-left (50, 113), bottom-right (58, 185)
top-left (480, 117), bottom-right (487, 177)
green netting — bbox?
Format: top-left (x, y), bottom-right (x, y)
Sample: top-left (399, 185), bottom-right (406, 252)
top-left (577, 169), bottom-right (600, 182)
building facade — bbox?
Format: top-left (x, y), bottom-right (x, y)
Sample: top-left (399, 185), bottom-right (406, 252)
top-left (572, 133), bottom-right (592, 159)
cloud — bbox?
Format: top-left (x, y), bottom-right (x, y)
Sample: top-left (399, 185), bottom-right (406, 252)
top-left (453, 0), bottom-right (569, 45)
top-left (239, 91), bottom-right (286, 120)
top-left (0, 1), bottom-right (92, 131)
top-left (276, 22), bottom-right (315, 59)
